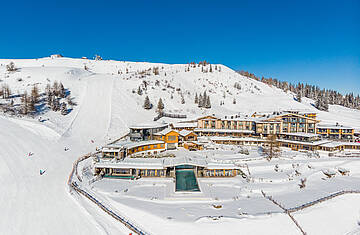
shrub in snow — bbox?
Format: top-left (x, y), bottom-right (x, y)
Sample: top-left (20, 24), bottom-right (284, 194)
top-left (6, 62), bottom-right (17, 72)
top-left (338, 167), bottom-right (350, 176)
top-left (322, 169), bottom-right (336, 178)
top-left (299, 178), bottom-right (307, 189)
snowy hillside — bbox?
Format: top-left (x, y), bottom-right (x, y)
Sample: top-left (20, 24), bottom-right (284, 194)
top-left (0, 57), bottom-right (359, 235)
top-left (1, 57), bottom-right (359, 139)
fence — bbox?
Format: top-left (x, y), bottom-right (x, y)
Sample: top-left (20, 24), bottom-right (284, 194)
top-left (154, 112), bottom-right (187, 121)
top-left (68, 152), bottom-right (151, 235)
top-left (286, 190), bottom-right (360, 213)
top-left (71, 183), bottom-right (150, 235)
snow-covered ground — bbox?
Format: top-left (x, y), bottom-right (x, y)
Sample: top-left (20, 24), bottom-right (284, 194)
top-left (80, 146), bottom-right (360, 235)
top-left (0, 57), bottom-right (359, 234)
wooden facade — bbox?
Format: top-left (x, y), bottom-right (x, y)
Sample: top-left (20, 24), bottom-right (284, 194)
top-left (316, 125), bottom-right (355, 140)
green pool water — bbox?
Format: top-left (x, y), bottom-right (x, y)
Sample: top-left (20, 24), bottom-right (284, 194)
top-left (175, 169), bottom-right (200, 192)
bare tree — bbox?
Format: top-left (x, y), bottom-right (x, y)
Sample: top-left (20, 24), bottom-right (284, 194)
top-left (263, 135), bottom-right (281, 161)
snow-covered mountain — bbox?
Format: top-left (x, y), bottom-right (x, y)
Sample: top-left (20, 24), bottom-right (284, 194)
top-left (0, 57), bottom-right (359, 235)
top-left (1, 57), bottom-right (359, 138)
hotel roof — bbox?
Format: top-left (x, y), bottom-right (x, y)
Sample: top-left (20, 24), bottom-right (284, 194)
top-left (317, 124), bottom-right (354, 130)
top-left (194, 128), bottom-right (254, 134)
top-left (281, 132), bottom-right (319, 138)
top-left (106, 140), bottom-right (164, 149)
top-left (129, 122), bottom-right (168, 129)
top-left (172, 122), bottom-right (197, 128)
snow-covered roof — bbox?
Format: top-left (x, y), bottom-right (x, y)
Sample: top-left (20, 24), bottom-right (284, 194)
top-left (102, 148), bottom-right (122, 153)
top-left (281, 132), bottom-right (319, 138)
top-left (194, 128), bottom-right (254, 134)
top-left (178, 129), bottom-right (196, 137)
top-left (317, 124), bottom-right (354, 130)
top-left (320, 142), bottom-right (349, 148)
top-left (164, 155), bottom-right (207, 167)
top-left (153, 128), bottom-right (179, 136)
top-left (172, 122), bottom-right (197, 128)
top-left (206, 162), bottom-right (240, 170)
top-left (129, 122), bottom-right (168, 129)
top-left (106, 140), bottom-right (164, 149)
top-left (209, 136), bottom-right (265, 142)
top-left (95, 159), bottom-right (164, 169)
top-left (95, 155), bottom-right (240, 170)
top-left (277, 139), bottom-right (330, 146)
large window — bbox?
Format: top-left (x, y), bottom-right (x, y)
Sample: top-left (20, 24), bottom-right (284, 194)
top-left (114, 168), bottom-right (130, 174)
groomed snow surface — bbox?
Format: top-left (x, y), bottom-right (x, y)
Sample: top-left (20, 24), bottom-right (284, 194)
top-left (0, 57), bottom-right (359, 235)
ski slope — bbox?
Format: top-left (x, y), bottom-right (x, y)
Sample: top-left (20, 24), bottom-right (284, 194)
top-left (0, 57), bottom-right (359, 234)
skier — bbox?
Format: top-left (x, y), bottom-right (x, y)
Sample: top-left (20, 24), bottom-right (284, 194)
top-left (40, 169), bottom-right (46, 175)
top-left (64, 147), bottom-right (69, 151)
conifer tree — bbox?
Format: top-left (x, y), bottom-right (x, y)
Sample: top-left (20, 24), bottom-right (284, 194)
top-left (60, 102), bottom-right (68, 115)
top-left (53, 81), bottom-right (59, 96)
top-left (194, 93), bottom-right (198, 104)
top-left (233, 98), bottom-right (236, 104)
top-left (143, 96), bottom-right (152, 109)
top-left (52, 97), bottom-right (60, 111)
top-left (137, 86), bottom-right (143, 95)
top-left (296, 92), bottom-right (302, 103)
top-left (66, 95), bottom-right (75, 106)
top-left (59, 82), bottom-right (65, 98)
top-left (157, 98), bottom-right (164, 113)
top-left (205, 95), bottom-right (211, 109)
top-left (198, 94), bottom-right (203, 108)
top-left (181, 95), bottom-right (185, 104)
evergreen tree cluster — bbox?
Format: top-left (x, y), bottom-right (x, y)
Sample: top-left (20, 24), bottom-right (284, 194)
top-left (234, 82), bottom-right (241, 90)
top-left (237, 70), bottom-right (360, 111)
top-left (45, 81), bottom-right (69, 114)
top-left (195, 91), bottom-right (211, 109)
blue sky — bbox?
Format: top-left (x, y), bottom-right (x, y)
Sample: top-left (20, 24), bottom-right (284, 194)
top-left (0, 0), bottom-right (359, 94)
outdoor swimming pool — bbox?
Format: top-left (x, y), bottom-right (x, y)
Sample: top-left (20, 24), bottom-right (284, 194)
top-left (175, 169), bottom-right (200, 192)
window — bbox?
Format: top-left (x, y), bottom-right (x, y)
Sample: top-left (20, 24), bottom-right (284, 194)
top-left (168, 135), bottom-right (177, 141)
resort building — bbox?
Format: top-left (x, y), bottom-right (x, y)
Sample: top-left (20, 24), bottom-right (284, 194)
top-left (153, 128), bottom-right (180, 150)
top-left (178, 130), bottom-right (198, 147)
top-left (196, 112), bottom-right (319, 138)
top-left (209, 136), bottom-right (266, 146)
top-left (102, 140), bottom-right (166, 159)
top-left (94, 153), bottom-right (242, 181)
top-left (129, 123), bottom-right (168, 141)
top-left (316, 124), bottom-right (355, 140)
top-left (170, 122), bottom-right (197, 131)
